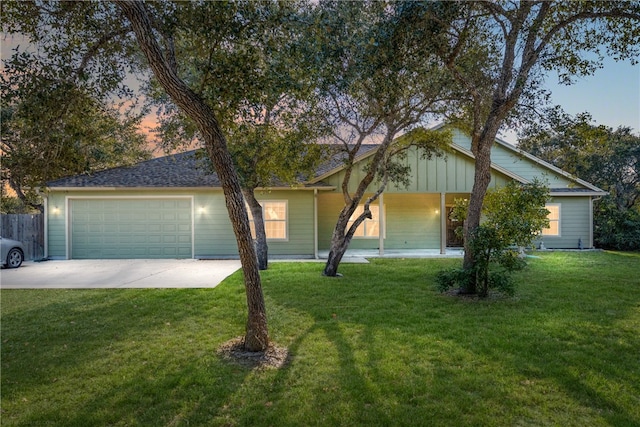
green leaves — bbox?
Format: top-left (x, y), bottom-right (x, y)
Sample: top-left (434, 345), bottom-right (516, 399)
top-left (0, 80), bottom-right (150, 208)
top-left (483, 179), bottom-right (550, 248)
top-left (438, 180), bottom-right (550, 297)
top-left (519, 110), bottom-right (640, 250)
top-left (1, 1), bottom-right (151, 208)
top-left (145, 1), bottom-right (326, 190)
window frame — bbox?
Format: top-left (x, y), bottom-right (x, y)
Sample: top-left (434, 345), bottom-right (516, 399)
top-left (541, 203), bottom-right (561, 237)
top-left (247, 200), bottom-right (289, 241)
top-left (347, 204), bottom-right (384, 239)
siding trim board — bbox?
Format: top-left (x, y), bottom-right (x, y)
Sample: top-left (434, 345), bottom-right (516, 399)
top-left (550, 191), bottom-right (606, 197)
top-left (43, 197), bottom-right (49, 259)
top-left (50, 186), bottom-right (336, 192)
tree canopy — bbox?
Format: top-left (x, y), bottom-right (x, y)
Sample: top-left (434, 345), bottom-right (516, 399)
top-left (143, 0), bottom-right (328, 269)
top-left (1, 2), bottom-right (150, 210)
top-left (303, 0), bottom-right (457, 276)
top-left (3, 0), bottom-right (271, 351)
top-left (396, 0), bottom-right (640, 293)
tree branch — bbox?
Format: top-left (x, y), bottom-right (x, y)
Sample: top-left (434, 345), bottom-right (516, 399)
top-left (75, 28), bottom-right (130, 79)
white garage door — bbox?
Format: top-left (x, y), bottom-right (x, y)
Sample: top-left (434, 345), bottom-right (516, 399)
top-left (70, 198), bottom-right (193, 259)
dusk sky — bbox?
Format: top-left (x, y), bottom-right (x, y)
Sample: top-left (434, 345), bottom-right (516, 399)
top-left (3, 34), bottom-right (639, 145)
top-left (495, 56), bottom-right (640, 145)
top-left (545, 57), bottom-right (639, 133)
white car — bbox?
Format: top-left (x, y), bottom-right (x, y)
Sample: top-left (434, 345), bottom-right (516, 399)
top-left (1, 237), bottom-right (25, 268)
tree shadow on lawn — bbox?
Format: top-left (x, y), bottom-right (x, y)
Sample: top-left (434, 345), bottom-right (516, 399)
top-left (260, 256), bottom-right (640, 426)
top-left (4, 253), bottom-right (637, 426)
top-left (0, 288), bottom-right (254, 426)
top-left (269, 319), bottom-right (396, 426)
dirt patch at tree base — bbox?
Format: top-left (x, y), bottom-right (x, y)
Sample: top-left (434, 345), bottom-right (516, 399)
top-left (217, 336), bottom-right (290, 369)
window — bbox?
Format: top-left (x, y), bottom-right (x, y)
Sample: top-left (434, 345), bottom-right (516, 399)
top-left (542, 204), bottom-right (560, 236)
top-left (348, 205), bottom-right (381, 238)
top-left (247, 201), bottom-right (287, 240)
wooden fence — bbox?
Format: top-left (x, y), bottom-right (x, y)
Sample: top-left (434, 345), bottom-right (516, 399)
top-left (1, 214), bottom-right (45, 261)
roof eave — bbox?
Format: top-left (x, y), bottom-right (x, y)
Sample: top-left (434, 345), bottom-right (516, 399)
top-left (46, 185), bottom-right (336, 192)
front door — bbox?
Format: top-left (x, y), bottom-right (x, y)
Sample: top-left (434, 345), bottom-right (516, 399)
top-left (446, 207), bottom-right (464, 247)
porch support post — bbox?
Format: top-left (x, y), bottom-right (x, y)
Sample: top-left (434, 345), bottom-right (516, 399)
top-left (43, 194), bottom-right (49, 259)
top-left (589, 196), bottom-right (594, 249)
top-left (440, 192), bottom-right (446, 254)
top-left (378, 193), bottom-right (384, 256)
top-left (314, 189), bottom-right (319, 259)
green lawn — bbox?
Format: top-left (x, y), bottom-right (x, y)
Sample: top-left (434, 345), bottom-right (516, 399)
top-left (2, 251), bottom-right (639, 426)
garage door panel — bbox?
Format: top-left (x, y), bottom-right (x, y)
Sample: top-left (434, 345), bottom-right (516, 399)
top-left (163, 235), bottom-right (177, 244)
top-left (71, 198), bottom-right (192, 259)
top-left (149, 248), bottom-right (163, 256)
top-left (131, 224), bottom-right (147, 233)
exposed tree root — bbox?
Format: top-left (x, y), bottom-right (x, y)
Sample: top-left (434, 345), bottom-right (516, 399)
top-left (217, 337), bottom-right (290, 369)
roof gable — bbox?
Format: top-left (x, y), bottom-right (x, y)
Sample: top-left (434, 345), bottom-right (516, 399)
top-left (314, 125), bottom-right (606, 195)
top-left (448, 127), bottom-right (605, 192)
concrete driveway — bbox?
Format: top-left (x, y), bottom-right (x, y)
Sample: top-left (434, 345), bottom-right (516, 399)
top-left (0, 259), bottom-right (242, 289)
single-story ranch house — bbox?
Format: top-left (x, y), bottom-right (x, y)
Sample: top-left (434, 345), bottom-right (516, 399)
top-left (43, 126), bottom-right (607, 260)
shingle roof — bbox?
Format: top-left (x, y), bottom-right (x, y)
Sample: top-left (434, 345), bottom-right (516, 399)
top-left (47, 143), bottom-right (379, 189)
top-left (312, 144), bottom-right (379, 179)
top-left (45, 134), bottom-right (604, 195)
top-left (47, 151), bottom-right (222, 188)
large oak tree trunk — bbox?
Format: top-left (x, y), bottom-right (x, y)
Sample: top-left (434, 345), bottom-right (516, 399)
top-left (462, 125), bottom-right (501, 294)
top-left (323, 211), bottom-right (353, 277)
top-left (117, 1), bottom-right (268, 351)
top-left (322, 134), bottom-right (394, 277)
top-left (242, 188), bottom-right (268, 270)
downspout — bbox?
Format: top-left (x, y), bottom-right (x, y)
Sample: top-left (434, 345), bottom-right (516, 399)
top-left (37, 188), bottom-right (49, 259)
top-left (378, 193), bottom-right (384, 257)
top-left (314, 189), bottom-right (318, 259)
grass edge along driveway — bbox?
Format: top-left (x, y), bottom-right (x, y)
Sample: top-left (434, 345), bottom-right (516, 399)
top-left (1, 251), bottom-right (639, 426)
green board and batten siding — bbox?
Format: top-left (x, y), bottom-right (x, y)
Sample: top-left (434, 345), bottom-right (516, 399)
top-left (317, 193), bottom-right (443, 251)
top-left (322, 146), bottom-right (512, 194)
top-left (316, 145), bottom-right (513, 251)
top-left (45, 128), bottom-right (601, 258)
top-left (193, 190), bottom-right (316, 258)
top-left (46, 189), bottom-right (318, 260)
